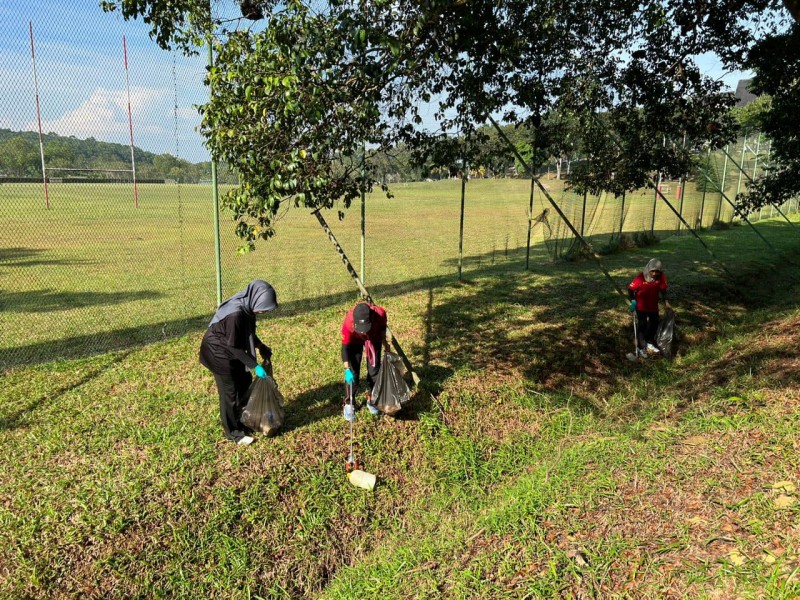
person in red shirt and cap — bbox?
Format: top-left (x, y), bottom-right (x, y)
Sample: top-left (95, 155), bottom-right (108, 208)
top-left (626, 258), bottom-right (671, 361)
top-left (341, 301), bottom-right (390, 418)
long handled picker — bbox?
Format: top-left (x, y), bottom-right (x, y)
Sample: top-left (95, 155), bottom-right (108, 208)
top-left (344, 382), bottom-right (362, 473)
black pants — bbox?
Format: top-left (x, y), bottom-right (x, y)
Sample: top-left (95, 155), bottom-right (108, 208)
top-left (636, 311), bottom-right (659, 350)
top-left (345, 343), bottom-right (382, 395)
top-left (212, 369), bottom-right (253, 442)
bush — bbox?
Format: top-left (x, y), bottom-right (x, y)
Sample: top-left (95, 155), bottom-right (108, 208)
top-left (633, 231), bottom-right (660, 247)
top-left (597, 234), bottom-right (636, 256)
top-left (710, 219), bottom-right (732, 230)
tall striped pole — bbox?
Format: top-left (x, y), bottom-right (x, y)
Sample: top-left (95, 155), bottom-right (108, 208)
top-left (123, 36), bottom-right (139, 208)
top-left (29, 22), bottom-right (49, 209)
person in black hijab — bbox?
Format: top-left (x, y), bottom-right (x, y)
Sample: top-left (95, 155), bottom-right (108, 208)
top-left (199, 280), bottom-right (278, 445)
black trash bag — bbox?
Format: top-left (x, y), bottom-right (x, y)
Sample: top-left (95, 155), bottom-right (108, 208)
top-left (372, 351), bottom-right (410, 416)
top-left (656, 308), bottom-right (676, 359)
top-left (241, 361), bottom-right (285, 436)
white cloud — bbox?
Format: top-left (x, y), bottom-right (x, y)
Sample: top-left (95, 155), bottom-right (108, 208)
top-left (30, 86), bottom-right (169, 140)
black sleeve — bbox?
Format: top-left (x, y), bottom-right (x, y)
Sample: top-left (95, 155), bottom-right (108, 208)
top-left (628, 289), bottom-right (636, 300)
top-left (226, 312), bottom-right (258, 369)
top-left (341, 343), bottom-right (349, 363)
top-left (230, 347), bottom-right (258, 369)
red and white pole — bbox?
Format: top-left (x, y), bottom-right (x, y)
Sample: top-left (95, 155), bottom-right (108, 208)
top-left (29, 22), bottom-right (49, 209)
top-left (123, 35), bottom-right (139, 208)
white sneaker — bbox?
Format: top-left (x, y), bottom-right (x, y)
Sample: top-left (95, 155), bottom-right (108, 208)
top-left (237, 436), bottom-right (255, 446)
top-left (646, 343), bottom-right (660, 354)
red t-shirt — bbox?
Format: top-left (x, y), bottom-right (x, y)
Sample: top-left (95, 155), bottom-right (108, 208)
top-left (341, 305), bottom-right (387, 346)
top-left (628, 272), bottom-right (667, 313)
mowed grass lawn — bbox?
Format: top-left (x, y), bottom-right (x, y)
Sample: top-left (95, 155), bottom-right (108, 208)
top-left (2, 180), bottom-right (800, 598)
top-left (2, 174), bottom-right (788, 368)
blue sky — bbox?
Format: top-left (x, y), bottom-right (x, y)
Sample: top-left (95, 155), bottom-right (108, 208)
top-left (0, 1), bottom-right (211, 162)
top-left (0, 1), bottom-right (752, 165)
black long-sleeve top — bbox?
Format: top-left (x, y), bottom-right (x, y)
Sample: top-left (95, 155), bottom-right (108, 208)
top-left (199, 311), bottom-right (263, 375)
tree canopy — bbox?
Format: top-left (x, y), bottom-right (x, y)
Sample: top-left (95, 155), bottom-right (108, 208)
top-left (103, 0), bottom-right (797, 250)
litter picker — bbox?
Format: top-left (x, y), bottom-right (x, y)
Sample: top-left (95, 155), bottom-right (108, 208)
top-left (343, 381), bottom-right (377, 489)
top-left (344, 382), bottom-right (361, 473)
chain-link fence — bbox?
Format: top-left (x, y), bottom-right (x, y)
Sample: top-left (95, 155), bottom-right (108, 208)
top-left (1, 4), bottom-right (797, 370)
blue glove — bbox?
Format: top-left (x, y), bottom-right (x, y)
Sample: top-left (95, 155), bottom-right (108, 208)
top-left (628, 299), bottom-right (637, 313)
top-left (344, 368), bottom-right (355, 385)
top-left (254, 364), bottom-right (268, 379)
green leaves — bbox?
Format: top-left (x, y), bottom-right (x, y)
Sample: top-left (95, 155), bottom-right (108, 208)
top-left (110, 0), bottom-right (793, 248)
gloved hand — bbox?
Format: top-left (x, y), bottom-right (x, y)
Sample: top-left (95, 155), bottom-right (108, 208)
top-left (344, 368), bottom-right (355, 385)
top-left (259, 345), bottom-right (272, 361)
top-left (628, 299), bottom-right (637, 313)
top-left (254, 364), bottom-right (268, 379)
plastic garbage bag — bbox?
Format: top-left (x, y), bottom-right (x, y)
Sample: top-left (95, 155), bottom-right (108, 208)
top-left (241, 361), bottom-right (285, 436)
top-left (656, 308), bottom-right (676, 359)
top-left (372, 351), bottom-right (410, 416)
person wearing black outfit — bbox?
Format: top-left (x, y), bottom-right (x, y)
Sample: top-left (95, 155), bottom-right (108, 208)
top-left (199, 280), bottom-right (278, 445)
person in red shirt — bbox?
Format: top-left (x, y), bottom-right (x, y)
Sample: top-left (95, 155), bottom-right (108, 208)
top-left (626, 258), bottom-right (671, 361)
top-left (341, 301), bottom-right (390, 417)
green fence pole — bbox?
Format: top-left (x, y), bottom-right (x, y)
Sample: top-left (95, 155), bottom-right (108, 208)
top-left (717, 144), bottom-right (729, 222)
top-left (525, 174), bottom-right (534, 270)
top-left (699, 146), bottom-right (711, 229)
top-left (360, 142), bottom-right (366, 286)
top-left (458, 159), bottom-right (467, 280)
top-left (581, 190), bottom-right (587, 237)
top-left (209, 40), bottom-right (223, 306)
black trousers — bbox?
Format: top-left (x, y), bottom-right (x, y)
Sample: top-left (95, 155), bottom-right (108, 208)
top-left (212, 369), bottom-right (253, 441)
top-left (636, 310), bottom-right (660, 350)
top-left (344, 343), bottom-right (382, 395)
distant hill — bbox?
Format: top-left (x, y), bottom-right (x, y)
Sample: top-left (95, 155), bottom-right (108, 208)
top-left (0, 129), bottom-right (231, 183)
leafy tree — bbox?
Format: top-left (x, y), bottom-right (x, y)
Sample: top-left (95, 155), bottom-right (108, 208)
top-left (0, 137), bottom-right (40, 177)
top-left (102, 0), bottom-right (797, 249)
top-left (43, 139), bottom-right (76, 169)
top-left (739, 24), bottom-right (800, 211)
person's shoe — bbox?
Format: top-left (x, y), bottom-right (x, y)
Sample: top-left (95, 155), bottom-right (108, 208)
top-left (365, 391), bottom-right (380, 415)
top-left (646, 343), bottom-right (660, 354)
top-left (237, 436), bottom-right (255, 446)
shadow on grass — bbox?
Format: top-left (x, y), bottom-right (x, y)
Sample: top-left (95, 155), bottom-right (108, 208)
top-left (0, 288), bottom-right (164, 313)
top-left (3, 218), bottom-right (799, 377)
top-left (0, 256), bottom-right (535, 370)
top-left (0, 350), bottom-right (133, 432)
top-left (418, 221), bottom-right (800, 419)
top-left (0, 247), bottom-right (95, 268)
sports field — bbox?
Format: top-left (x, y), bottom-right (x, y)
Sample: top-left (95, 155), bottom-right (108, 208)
top-left (2, 197), bottom-right (799, 597)
top-left (0, 172), bottom-right (792, 368)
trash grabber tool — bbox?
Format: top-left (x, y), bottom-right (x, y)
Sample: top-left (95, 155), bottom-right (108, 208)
top-left (344, 383), bottom-right (361, 473)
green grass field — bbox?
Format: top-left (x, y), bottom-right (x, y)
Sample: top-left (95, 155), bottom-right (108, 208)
top-left (1, 173), bottom-right (800, 597)
top-left (2, 174), bottom-right (794, 369)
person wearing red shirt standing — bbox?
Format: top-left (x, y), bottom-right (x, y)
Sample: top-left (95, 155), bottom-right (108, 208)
top-left (341, 301), bottom-right (390, 417)
top-left (626, 258), bottom-right (671, 361)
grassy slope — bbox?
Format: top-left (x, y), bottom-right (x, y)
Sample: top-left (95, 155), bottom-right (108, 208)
top-left (2, 218), bottom-right (800, 599)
